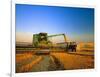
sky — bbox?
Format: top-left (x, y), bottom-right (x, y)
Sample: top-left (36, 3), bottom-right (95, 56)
top-left (16, 4), bottom-right (94, 43)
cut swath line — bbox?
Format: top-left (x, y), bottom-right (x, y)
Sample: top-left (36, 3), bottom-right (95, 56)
top-left (18, 56), bottom-right (42, 72)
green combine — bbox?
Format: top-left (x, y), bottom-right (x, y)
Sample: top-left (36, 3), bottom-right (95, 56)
top-left (32, 32), bottom-right (77, 52)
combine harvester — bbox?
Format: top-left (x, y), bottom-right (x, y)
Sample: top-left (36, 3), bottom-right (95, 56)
top-left (32, 33), bottom-right (77, 54)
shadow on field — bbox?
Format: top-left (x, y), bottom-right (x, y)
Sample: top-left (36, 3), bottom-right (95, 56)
top-left (48, 55), bottom-right (65, 71)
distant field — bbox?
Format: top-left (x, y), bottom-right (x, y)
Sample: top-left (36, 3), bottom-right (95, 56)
top-left (77, 42), bottom-right (94, 51)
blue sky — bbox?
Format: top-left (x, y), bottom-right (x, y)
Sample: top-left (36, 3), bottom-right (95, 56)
top-left (16, 4), bottom-right (94, 43)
